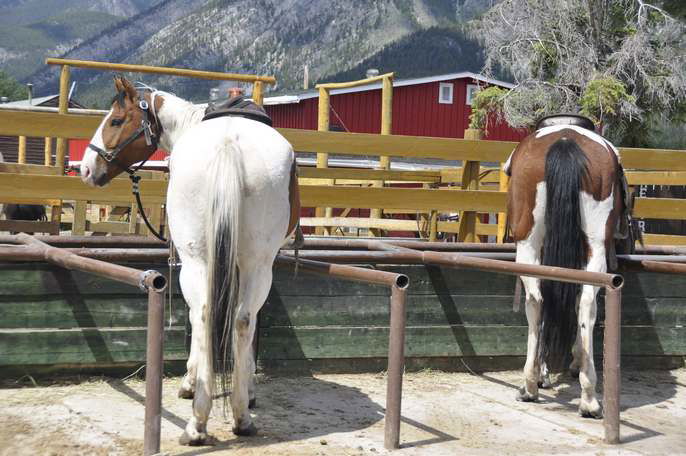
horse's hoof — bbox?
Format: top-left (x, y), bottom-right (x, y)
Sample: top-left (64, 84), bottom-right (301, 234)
top-left (178, 387), bottom-right (194, 399)
top-left (579, 402), bottom-right (603, 419)
top-left (179, 430), bottom-right (211, 446)
top-left (233, 422), bottom-right (258, 436)
top-left (516, 387), bottom-right (538, 402)
top-left (538, 378), bottom-right (552, 389)
top-left (248, 397), bottom-right (257, 409)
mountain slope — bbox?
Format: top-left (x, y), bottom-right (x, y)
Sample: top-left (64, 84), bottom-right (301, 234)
top-left (322, 26), bottom-right (485, 84)
top-left (22, 0), bottom-right (498, 106)
top-left (0, 0), bottom-right (164, 80)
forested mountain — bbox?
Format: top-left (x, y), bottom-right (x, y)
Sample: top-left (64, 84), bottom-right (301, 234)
top-left (7, 0), bottom-right (496, 106)
top-left (0, 0), bottom-right (164, 80)
top-left (323, 27), bottom-right (486, 84)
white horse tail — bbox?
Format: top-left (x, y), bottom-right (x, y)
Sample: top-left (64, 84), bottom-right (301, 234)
top-left (205, 135), bottom-right (244, 405)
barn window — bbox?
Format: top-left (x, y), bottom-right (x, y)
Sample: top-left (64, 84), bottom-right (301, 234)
top-left (438, 83), bottom-right (453, 104)
top-left (466, 84), bottom-right (479, 106)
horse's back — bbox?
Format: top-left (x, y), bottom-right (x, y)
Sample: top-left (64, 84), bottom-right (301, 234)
top-left (507, 126), bottom-right (621, 241)
top-left (168, 116), bottom-right (295, 258)
top-left (172, 116), bottom-right (293, 187)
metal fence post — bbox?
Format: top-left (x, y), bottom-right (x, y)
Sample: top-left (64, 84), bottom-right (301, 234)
top-left (384, 281), bottom-right (407, 450)
top-left (144, 288), bottom-right (166, 456)
top-left (603, 285), bottom-right (622, 444)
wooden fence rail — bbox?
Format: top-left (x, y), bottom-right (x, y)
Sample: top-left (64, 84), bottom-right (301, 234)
top-left (1, 109), bottom-right (686, 242)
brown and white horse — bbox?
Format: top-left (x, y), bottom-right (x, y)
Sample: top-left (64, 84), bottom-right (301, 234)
top-left (506, 118), bottom-right (629, 419)
top-left (80, 76), bottom-right (300, 444)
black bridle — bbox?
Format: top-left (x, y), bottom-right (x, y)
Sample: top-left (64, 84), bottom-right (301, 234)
top-left (87, 98), bottom-right (168, 242)
top-left (87, 99), bottom-right (159, 175)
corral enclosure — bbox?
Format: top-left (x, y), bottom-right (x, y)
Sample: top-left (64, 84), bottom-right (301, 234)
top-left (1, 58), bottom-right (686, 454)
top-left (1, 261), bottom-right (684, 375)
top-left (1, 59), bottom-right (686, 377)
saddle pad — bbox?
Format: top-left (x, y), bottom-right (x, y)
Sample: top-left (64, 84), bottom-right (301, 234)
top-left (536, 114), bottom-right (595, 132)
top-left (203, 95), bottom-right (273, 126)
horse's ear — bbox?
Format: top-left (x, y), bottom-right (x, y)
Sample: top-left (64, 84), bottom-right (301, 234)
top-left (113, 75), bottom-right (124, 93)
top-left (119, 77), bottom-right (138, 101)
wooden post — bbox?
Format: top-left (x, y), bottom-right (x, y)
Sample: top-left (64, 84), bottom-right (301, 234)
top-left (370, 74), bottom-right (394, 237)
top-left (252, 80), bottom-right (264, 106)
top-left (379, 74), bottom-right (393, 166)
top-left (55, 65), bottom-right (70, 170)
top-left (18, 136), bottom-right (26, 164)
top-left (72, 201), bottom-right (88, 235)
top-left (129, 202), bottom-right (139, 234)
top-left (44, 137), bottom-right (52, 166)
top-left (429, 210), bottom-right (438, 242)
top-left (497, 165), bottom-right (510, 243)
top-left (458, 129), bottom-right (483, 242)
top-left (316, 87), bottom-right (332, 235)
top-left (51, 64), bottom-right (70, 225)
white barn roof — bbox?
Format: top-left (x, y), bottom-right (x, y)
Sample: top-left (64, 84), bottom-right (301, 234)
top-left (263, 72), bottom-right (514, 105)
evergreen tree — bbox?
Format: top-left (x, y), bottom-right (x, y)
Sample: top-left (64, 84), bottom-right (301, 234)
top-left (472, 0), bottom-right (686, 145)
top-left (0, 71), bottom-right (26, 102)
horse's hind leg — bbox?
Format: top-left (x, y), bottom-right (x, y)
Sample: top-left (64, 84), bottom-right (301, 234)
top-left (576, 191), bottom-right (613, 419)
top-left (231, 263), bottom-right (274, 436)
top-left (576, 281), bottom-right (602, 418)
top-left (177, 258), bottom-right (204, 399)
top-left (177, 258), bottom-right (214, 445)
top-left (515, 240), bottom-right (545, 401)
top-left (575, 244), bottom-right (606, 418)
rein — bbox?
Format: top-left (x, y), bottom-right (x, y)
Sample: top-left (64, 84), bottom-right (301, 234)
top-left (87, 98), bottom-right (168, 242)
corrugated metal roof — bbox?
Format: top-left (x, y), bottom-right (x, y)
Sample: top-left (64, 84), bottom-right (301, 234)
top-left (1, 95), bottom-right (58, 107)
top-left (264, 72), bottom-right (514, 105)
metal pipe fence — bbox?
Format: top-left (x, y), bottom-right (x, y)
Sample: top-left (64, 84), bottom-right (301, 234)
top-left (6, 235), bottom-right (686, 445)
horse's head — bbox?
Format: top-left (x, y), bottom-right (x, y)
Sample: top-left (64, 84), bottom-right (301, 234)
top-left (81, 76), bottom-right (160, 186)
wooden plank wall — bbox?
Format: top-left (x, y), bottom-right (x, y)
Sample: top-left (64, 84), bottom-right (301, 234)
top-left (0, 262), bottom-right (187, 373)
top-left (1, 262), bottom-right (683, 375)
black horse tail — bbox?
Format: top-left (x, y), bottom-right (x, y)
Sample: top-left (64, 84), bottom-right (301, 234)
top-left (539, 137), bottom-right (589, 368)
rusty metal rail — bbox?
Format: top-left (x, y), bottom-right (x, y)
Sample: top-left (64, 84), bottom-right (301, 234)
top-left (8, 236), bottom-right (686, 445)
top-left (0, 236), bottom-right (410, 450)
top-left (0, 234), bottom-right (167, 456)
top-left (276, 255), bottom-right (409, 448)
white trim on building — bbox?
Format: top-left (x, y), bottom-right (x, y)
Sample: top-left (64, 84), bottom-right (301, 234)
top-left (263, 71), bottom-right (514, 105)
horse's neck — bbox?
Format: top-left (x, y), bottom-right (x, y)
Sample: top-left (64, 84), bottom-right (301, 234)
top-left (154, 92), bottom-right (205, 151)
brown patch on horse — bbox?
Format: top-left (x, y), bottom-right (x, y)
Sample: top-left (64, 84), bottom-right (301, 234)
top-left (507, 129), bottom-right (620, 244)
top-left (99, 77), bottom-right (159, 182)
top-left (286, 159), bottom-right (301, 238)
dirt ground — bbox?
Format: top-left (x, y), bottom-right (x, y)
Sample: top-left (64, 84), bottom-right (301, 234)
top-left (0, 369), bottom-right (684, 456)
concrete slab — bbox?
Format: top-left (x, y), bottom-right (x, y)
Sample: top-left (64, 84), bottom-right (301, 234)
top-left (0, 369), bottom-right (683, 455)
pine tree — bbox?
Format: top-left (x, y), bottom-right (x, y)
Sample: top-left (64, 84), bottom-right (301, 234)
top-left (0, 71), bottom-right (26, 102)
top-left (471, 0), bottom-right (686, 144)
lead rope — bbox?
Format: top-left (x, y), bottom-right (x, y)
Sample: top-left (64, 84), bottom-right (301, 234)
top-left (168, 240), bottom-right (178, 329)
top-left (130, 175), bottom-right (168, 242)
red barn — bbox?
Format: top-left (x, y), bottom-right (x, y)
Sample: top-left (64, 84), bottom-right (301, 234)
top-left (264, 72), bottom-right (526, 141)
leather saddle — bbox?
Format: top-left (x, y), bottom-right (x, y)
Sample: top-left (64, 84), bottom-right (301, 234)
top-left (536, 113), bottom-right (595, 132)
top-left (203, 95), bottom-right (273, 126)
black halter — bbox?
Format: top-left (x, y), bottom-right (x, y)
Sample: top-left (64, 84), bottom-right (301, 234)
top-left (87, 99), bottom-right (159, 175)
top-left (87, 98), bottom-right (168, 242)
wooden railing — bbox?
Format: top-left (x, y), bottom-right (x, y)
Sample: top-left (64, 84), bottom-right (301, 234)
top-left (1, 107), bottom-right (686, 243)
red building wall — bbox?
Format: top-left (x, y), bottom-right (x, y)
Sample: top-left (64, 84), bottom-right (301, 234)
top-left (68, 139), bottom-right (168, 164)
top-left (265, 77), bottom-right (527, 142)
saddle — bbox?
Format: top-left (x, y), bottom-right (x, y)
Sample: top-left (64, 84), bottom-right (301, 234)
top-left (536, 113), bottom-right (596, 132)
top-left (203, 95), bottom-right (273, 126)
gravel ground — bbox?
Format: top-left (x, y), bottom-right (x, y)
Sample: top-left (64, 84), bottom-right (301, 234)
top-left (0, 369), bottom-right (684, 456)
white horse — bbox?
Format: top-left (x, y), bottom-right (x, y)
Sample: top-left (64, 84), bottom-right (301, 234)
top-left (81, 76), bottom-right (301, 443)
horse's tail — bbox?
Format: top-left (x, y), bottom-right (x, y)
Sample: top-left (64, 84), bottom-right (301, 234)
top-left (205, 135), bottom-right (244, 406)
top-left (539, 137), bottom-right (588, 367)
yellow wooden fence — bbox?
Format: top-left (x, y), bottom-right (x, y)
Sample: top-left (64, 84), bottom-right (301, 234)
top-left (2, 107), bottom-right (686, 243)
